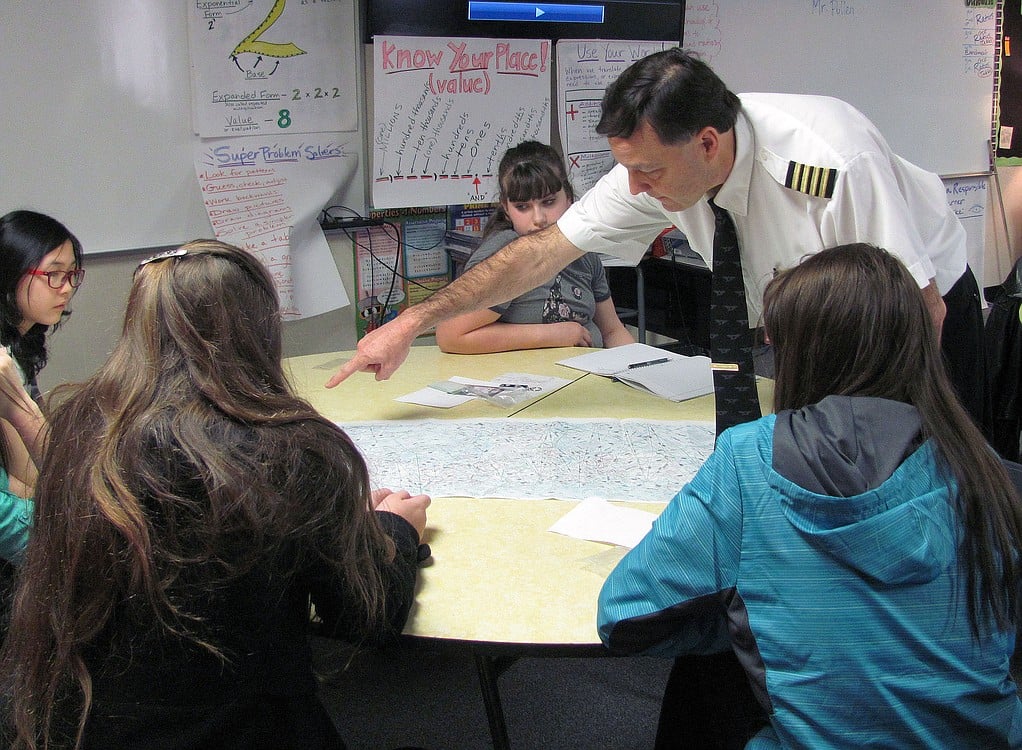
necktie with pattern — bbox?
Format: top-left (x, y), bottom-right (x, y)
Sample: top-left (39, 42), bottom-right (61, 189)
top-left (708, 198), bottom-right (762, 437)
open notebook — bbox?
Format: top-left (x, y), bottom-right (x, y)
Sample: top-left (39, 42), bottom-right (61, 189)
top-left (557, 343), bottom-right (714, 402)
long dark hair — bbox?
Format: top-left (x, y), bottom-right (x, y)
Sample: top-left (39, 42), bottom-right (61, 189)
top-left (0, 210), bottom-right (83, 385)
top-left (596, 47), bottom-right (740, 145)
top-left (1, 240), bottom-right (396, 750)
top-left (483, 140), bottom-right (575, 240)
top-left (764, 243), bottom-right (1022, 638)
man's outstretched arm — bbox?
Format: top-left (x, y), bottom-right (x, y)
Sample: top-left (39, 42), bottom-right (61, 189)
top-left (326, 224), bottom-right (584, 386)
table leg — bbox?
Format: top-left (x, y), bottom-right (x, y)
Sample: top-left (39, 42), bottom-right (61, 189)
top-left (474, 652), bottom-right (518, 750)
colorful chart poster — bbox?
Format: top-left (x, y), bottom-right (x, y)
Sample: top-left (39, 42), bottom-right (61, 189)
top-left (351, 208), bottom-right (449, 339)
top-left (448, 203), bottom-right (497, 236)
top-left (372, 36), bottom-right (551, 208)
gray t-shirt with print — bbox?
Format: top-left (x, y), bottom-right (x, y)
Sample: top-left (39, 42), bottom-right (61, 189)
top-left (465, 228), bottom-right (612, 347)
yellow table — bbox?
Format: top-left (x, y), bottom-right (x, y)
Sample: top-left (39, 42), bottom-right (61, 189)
top-left (284, 346), bottom-right (587, 422)
top-left (287, 345), bottom-right (770, 749)
top-left (410, 496), bottom-right (663, 646)
top-left (285, 344), bottom-right (774, 423)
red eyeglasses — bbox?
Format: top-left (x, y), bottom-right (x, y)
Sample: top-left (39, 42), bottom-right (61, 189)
top-left (25, 268), bottom-right (86, 289)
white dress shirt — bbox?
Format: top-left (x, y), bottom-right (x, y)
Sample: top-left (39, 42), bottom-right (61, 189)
top-left (557, 93), bottom-right (966, 325)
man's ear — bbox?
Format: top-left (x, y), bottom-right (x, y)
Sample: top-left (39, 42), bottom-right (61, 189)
top-left (697, 126), bottom-right (721, 160)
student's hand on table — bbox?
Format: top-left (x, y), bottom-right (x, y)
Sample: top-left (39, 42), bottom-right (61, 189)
top-left (372, 487), bottom-right (430, 538)
top-left (326, 314), bottom-right (419, 387)
top-left (552, 321), bottom-right (593, 348)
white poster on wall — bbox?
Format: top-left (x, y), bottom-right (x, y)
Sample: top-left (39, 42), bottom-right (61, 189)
top-left (944, 175), bottom-right (989, 288)
top-left (556, 39), bottom-right (677, 195)
top-left (187, 0), bottom-right (359, 137)
top-left (194, 133), bottom-right (355, 319)
top-left (371, 35), bottom-right (552, 209)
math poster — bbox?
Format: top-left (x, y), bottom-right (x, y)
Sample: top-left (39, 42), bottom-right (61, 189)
top-left (193, 133), bottom-right (356, 319)
top-left (556, 40), bottom-right (676, 195)
top-left (187, 0), bottom-right (359, 137)
top-left (372, 36), bottom-right (552, 209)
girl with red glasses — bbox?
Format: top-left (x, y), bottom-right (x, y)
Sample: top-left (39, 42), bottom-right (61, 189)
top-left (0, 210), bottom-right (84, 563)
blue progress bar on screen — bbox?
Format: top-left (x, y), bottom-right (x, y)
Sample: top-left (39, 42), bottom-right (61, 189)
top-left (468, 2), bottom-right (605, 23)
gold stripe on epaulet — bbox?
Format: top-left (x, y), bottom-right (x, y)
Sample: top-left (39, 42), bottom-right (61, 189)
top-left (784, 161), bottom-right (837, 199)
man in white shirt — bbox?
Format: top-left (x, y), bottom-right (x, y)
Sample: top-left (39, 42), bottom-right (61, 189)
top-left (329, 47), bottom-right (987, 748)
top-left (329, 48), bottom-right (985, 427)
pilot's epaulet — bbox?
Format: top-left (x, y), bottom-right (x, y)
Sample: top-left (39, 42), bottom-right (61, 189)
top-left (784, 161), bottom-right (837, 199)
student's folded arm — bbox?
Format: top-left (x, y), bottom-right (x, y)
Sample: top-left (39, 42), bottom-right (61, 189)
top-left (371, 510), bottom-right (422, 637)
top-left (301, 464), bottom-right (423, 645)
top-left (310, 511), bottom-right (421, 645)
top-left (435, 308), bottom-right (502, 352)
top-left (0, 419), bottom-right (36, 497)
top-left (437, 308), bottom-right (592, 353)
top-left (0, 375), bottom-right (47, 469)
top-left (593, 297), bottom-right (636, 348)
top-left (597, 435), bottom-right (745, 656)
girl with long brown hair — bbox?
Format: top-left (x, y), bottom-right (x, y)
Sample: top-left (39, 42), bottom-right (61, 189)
top-left (599, 243), bottom-right (1022, 747)
top-left (1, 240), bottom-right (429, 749)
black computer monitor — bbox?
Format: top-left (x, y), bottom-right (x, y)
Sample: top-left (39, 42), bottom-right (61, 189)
top-left (364, 0), bottom-right (684, 44)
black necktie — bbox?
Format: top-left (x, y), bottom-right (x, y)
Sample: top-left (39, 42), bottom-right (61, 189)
top-left (708, 198), bottom-right (761, 437)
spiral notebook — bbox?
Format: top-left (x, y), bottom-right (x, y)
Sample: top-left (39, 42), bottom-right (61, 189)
top-left (557, 343), bottom-right (714, 402)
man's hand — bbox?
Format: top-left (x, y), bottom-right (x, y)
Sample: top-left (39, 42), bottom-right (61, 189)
top-left (325, 312), bottom-right (421, 387)
top-left (325, 224), bottom-right (586, 387)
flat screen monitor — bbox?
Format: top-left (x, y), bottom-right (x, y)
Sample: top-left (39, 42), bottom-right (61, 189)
top-left (364, 1), bottom-right (684, 43)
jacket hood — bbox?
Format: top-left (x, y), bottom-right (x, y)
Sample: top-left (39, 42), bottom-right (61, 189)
top-left (768, 396), bottom-right (956, 585)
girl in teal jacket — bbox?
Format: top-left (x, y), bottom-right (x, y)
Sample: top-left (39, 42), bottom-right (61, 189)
top-left (599, 244), bottom-right (1022, 748)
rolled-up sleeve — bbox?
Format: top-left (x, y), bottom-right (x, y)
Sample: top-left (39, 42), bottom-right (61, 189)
top-left (558, 165), bottom-right (672, 264)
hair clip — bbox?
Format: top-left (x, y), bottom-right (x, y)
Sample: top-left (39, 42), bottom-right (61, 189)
top-left (137, 247), bottom-right (188, 269)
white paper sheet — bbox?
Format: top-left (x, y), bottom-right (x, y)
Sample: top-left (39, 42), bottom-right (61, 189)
top-left (395, 388), bottom-right (475, 408)
top-left (395, 372), bottom-right (572, 408)
top-left (548, 498), bottom-right (660, 548)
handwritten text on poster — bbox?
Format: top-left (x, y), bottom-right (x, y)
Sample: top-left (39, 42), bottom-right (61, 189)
top-left (557, 39), bottom-right (676, 195)
top-left (372, 36), bottom-right (552, 208)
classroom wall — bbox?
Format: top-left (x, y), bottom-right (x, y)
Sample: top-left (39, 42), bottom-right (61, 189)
top-left (33, 3), bottom-right (1018, 392)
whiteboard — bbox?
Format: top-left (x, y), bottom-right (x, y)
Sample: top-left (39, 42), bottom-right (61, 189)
top-left (684, 1), bottom-right (997, 177)
top-left (0, 1), bottom-right (366, 254)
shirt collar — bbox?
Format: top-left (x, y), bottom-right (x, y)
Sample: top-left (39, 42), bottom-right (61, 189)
top-left (708, 110), bottom-right (754, 218)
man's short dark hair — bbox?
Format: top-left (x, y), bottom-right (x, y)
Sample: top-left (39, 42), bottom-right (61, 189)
top-left (596, 48), bottom-right (741, 144)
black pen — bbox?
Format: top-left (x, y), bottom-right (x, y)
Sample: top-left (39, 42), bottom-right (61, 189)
top-left (628, 357), bottom-right (670, 369)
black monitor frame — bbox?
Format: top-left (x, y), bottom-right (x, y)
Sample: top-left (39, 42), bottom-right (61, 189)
top-left (363, 1), bottom-right (683, 44)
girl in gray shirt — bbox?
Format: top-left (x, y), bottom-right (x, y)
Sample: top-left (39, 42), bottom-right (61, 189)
top-left (436, 141), bottom-right (633, 353)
